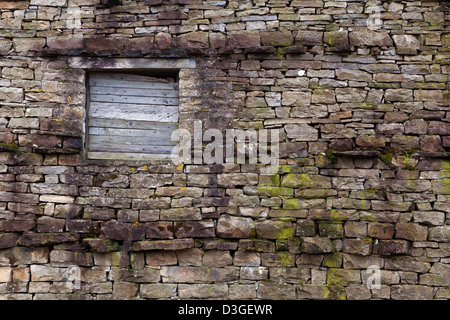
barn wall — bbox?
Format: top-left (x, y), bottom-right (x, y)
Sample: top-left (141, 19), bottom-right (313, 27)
top-left (0, 0), bottom-right (449, 300)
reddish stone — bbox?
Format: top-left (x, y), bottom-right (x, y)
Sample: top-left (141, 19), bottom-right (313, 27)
top-left (155, 33), bottom-right (172, 49)
top-left (146, 221), bottom-right (174, 239)
top-left (125, 36), bottom-right (155, 53)
top-left (177, 32), bottom-right (209, 49)
top-left (47, 35), bottom-right (84, 50)
top-left (158, 10), bottom-right (188, 20)
top-left (375, 240), bottom-right (411, 256)
top-left (0, 233), bottom-right (19, 249)
top-left (174, 221), bottom-right (215, 238)
top-left (101, 220), bottom-right (146, 241)
top-left (83, 37), bottom-right (126, 54)
top-left (0, 221), bottom-right (35, 232)
top-left (18, 233), bottom-right (79, 246)
top-left (226, 31), bottom-right (260, 49)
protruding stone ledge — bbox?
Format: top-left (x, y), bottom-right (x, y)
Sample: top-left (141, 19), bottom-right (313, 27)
top-left (68, 57), bottom-right (196, 70)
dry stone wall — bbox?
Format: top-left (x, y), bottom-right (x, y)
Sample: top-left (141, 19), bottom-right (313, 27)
top-left (0, 0), bottom-right (449, 300)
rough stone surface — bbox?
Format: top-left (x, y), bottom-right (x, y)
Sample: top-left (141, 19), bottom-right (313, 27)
top-left (0, 0), bottom-right (448, 301)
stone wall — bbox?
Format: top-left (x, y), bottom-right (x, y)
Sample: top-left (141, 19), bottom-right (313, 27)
top-left (0, 0), bottom-right (449, 300)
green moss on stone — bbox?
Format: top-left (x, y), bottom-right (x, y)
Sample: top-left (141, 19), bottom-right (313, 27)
top-left (0, 142), bottom-right (21, 154)
top-left (380, 152), bottom-right (393, 164)
top-left (276, 252), bottom-right (294, 266)
top-left (276, 226), bottom-right (295, 239)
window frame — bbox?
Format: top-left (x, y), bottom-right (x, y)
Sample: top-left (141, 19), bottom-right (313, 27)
top-left (67, 57), bottom-right (196, 161)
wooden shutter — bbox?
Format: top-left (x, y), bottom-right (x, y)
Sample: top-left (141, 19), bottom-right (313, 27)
top-left (86, 72), bottom-right (179, 160)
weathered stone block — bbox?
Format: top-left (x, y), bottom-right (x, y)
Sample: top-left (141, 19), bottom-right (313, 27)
top-left (281, 174), bottom-right (331, 189)
top-left (257, 282), bottom-right (295, 300)
top-left (82, 239), bottom-right (121, 253)
top-left (368, 222), bottom-right (395, 239)
top-left (343, 239), bottom-right (372, 256)
top-left (13, 38), bottom-right (46, 52)
top-left (217, 215), bottom-right (254, 238)
top-left (160, 266), bottom-right (239, 283)
top-left (202, 250), bottom-right (232, 267)
top-left (385, 257), bottom-right (431, 273)
top-left (327, 268), bottom-right (361, 286)
top-left (428, 226), bottom-right (450, 242)
top-left (226, 31), bottom-right (260, 48)
top-left (350, 30), bottom-right (393, 46)
top-left (395, 223), bottom-right (428, 241)
top-left (18, 233), bottom-right (78, 247)
top-left (30, 0), bottom-right (67, 5)
top-left (324, 31), bottom-right (349, 51)
top-left (391, 285), bottom-right (433, 300)
top-left (140, 283), bottom-right (177, 299)
top-left (375, 240), bottom-right (411, 256)
top-left (160, 207), bottom-right (201, 221)
top-left (296, 31), bottom-right (323, 46)
top-left (174, 221), bottom-right (215, 238)
top-left (0, 233), bottom-right (19, 249)
top-left (178, 284), bottom-right (228, 299)
top-left (296, 284), bottom-right (346, 300)
top-left (37, 217), bottom-right (65, 233)
top-left (336, 88), bottom-right (367, 103)
top-left (177, 32), bottom-right (209, 49)
top-left (255, 220), bottom-right (294, 240)
top-left (101, 221), bottom-right (146, 241)
top-left (261, 31), bottom-right (293, 46)
top-left (301, 237), bottom-right (334, 253)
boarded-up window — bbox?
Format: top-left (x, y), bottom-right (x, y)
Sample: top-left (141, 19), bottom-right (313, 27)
top-left (86, 72), bottom-right (179, 160)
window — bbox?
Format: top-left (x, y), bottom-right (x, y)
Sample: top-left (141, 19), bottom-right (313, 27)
top-left (67, 57), bottom-right (196, 161)
top-left (86, 71), bottom-right (179, 160)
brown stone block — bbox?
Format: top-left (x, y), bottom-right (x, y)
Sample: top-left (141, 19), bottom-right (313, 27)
top-left (145, 221), bottom-right (174, 239)
top-left (174, 221), bottom-right (215, 238)
top-left (82, 238), bottom-right (121, 253)
top-left (101, 220), bottom-right (145, 241)
top-left (47, 35), bottom-right (84, 51)
top-left (261, 30), bottom-right (293, 46)
top-left (18, 233), bottom-right (79, 246)
top-left (0, 1), bottom-right (30, 9)
top-left (227, 31), bottom-right (260, 49)
top-left (83, 37), bottom-right (125, 55)
top-left (176, 31), bottom-right (209, 49)
top-left (0, 233), bottom-right (19, 249)
top-left (375, 240), bottom-right (411, 256)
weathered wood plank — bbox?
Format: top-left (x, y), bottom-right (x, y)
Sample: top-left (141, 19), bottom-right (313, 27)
top-left (89, 118), bottom-right (179, 131)
top-left (89, 127), bottom-right (177, 140)
top-left (89, 143), bottom-right (174, 154)
top-left (90, 72), bottom-right (174, 83)
top-left (89, 134), bottom-right (177, 146)
top-left (89, 126), bottom-right (177, 138)
top-left (89, 78), bottom-right (176, 90)
top-left (90, 94), bottom-right (179, 106)
top-left (89, 102), bottom-right (179, 122)
top-left (90, 86), bottom-right (179, 98)
top-left (87, 152), bottom-right (174, 161)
